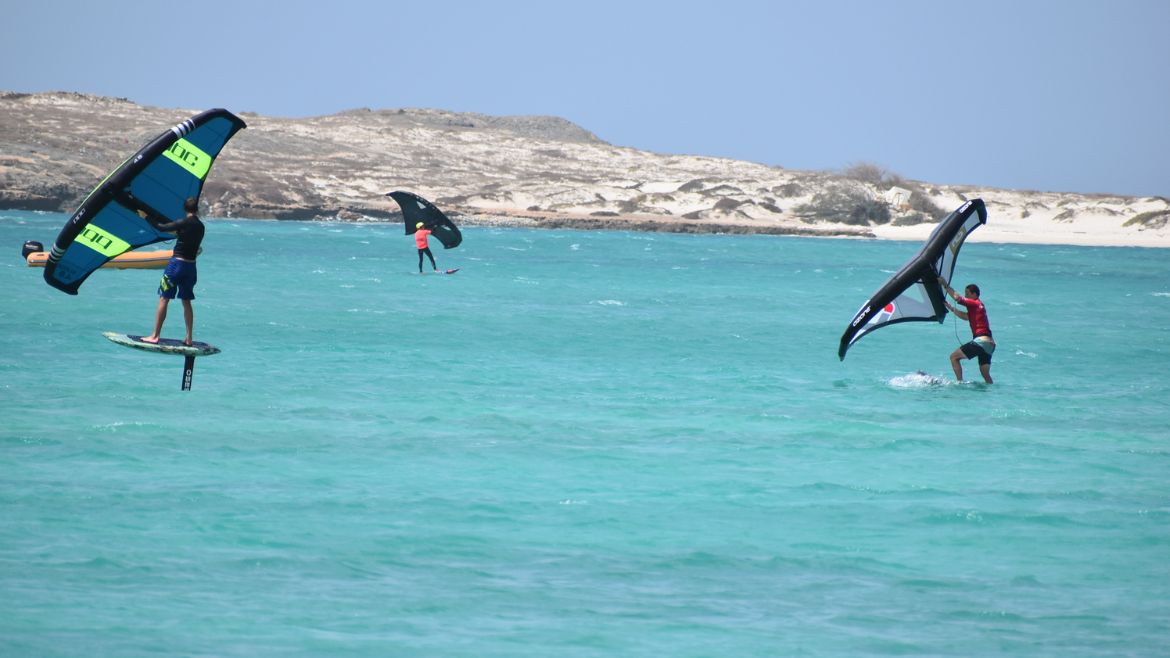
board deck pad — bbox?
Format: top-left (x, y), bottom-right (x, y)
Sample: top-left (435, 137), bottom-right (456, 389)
top-left (103, 331), bottom-right (220, 356)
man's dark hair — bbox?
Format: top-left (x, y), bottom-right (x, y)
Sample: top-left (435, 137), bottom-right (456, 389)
top-left (966, 283), bottom-right (981, 297)
top-left (184, 197), bottom-right (198, 213)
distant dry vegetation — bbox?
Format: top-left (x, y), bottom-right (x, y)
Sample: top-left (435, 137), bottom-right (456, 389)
top-left (793, 179), bottom-right (890, 225)
top-left (1124, 210), bottom-right (1170, 229)
top-left (791, 162), bottom-right (946, 226)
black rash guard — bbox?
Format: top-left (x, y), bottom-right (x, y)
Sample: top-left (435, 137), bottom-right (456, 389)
top-left (158, 214), bottom-right (204, 261)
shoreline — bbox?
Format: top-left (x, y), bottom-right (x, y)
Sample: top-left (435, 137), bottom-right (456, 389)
top-left (8, 205), bottom-right (1169, 248)
top-left (870, 217), bottom-right (1170, 248)
top-left (404, 207), bottom-right (1170, 248)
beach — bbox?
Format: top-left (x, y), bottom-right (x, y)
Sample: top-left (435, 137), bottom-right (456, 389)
top-left (452, 190), bottom-right (1170, 248)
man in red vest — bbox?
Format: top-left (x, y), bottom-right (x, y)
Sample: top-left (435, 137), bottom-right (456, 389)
top-left (939, 276), bottom-right (995, 384)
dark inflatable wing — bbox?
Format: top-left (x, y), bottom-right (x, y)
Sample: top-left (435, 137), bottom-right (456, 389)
top-left (44, 109), bottom-right (247, 294)
top-left (838, 198), bottom-right (987, 360)
top-left (386, 190), bottom-right (462, 249)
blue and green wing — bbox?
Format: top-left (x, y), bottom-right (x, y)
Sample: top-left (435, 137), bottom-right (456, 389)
top-left (44, 109), bottom-right (247, 294)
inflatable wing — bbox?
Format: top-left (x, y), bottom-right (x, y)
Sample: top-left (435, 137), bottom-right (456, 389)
top-left (44, 109), bottom-right (246, 294)
top-left (387, 190), bottom-right (462, 249)
top-left (838, 198), bottom-right (987, 360)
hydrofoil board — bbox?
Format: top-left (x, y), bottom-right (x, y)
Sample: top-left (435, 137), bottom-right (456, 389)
top-left (102, 331), bottom-right (220, 391)
top-left (103, 332), bottom-right (220, 356)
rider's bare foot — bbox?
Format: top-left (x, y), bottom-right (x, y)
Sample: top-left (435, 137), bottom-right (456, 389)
top-left (140, 336), bottom-right (160, 344)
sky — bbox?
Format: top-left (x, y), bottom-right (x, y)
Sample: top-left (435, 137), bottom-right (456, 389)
top-left (3, 0), bottom-right (1168, 197)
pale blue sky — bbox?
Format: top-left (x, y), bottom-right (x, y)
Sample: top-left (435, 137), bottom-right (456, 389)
top-left (4, 0), bottom-right (1167, 196)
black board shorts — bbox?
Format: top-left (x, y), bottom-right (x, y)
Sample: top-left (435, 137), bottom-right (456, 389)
top-left (960, 339), bottom-right (994, 365)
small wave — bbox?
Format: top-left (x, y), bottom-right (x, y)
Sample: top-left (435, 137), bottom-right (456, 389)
top-left (593, 299), bottom-right (625, 306)
top-left (92, 420), bottom-right (156, 433)
top-left (898, 578), bottom-right (961, 590)
top-left (1153, 292), bottom-right (1170, 298)
top-left (888, 372), bottom-right (949, 388)
top-left (1015, 349), bottom-right (1037, 358)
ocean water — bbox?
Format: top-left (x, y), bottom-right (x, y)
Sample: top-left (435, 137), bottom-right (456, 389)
top-left (2, 210), bottom-right (1168, 657)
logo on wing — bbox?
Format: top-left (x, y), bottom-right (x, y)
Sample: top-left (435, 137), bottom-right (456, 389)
top-left (869, 301), bottom-right (896, 326)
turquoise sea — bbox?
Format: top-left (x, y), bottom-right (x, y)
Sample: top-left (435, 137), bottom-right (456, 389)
top-left (2, 210), bottom-right (1168, 657)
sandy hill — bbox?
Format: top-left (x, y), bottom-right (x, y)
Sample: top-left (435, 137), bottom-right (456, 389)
top-left (1, 91), bottom-right (1167, 246)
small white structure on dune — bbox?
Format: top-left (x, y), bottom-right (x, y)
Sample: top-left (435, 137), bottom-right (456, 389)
top-left (883, 186), bottom-right (912, 210)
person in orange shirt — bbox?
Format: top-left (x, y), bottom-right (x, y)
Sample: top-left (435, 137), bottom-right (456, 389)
top-left (414, 221), bottom-right (437, 273)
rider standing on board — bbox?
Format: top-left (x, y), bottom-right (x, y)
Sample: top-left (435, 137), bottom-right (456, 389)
top-left (938, 276), bottom-right (995, 384)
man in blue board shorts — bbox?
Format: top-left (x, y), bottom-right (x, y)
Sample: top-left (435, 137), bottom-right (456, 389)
top-left (143, 197), bottom-right (204, 346)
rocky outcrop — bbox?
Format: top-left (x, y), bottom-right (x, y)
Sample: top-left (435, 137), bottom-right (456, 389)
top-left (2, 91), bottom-right (1167, 244)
